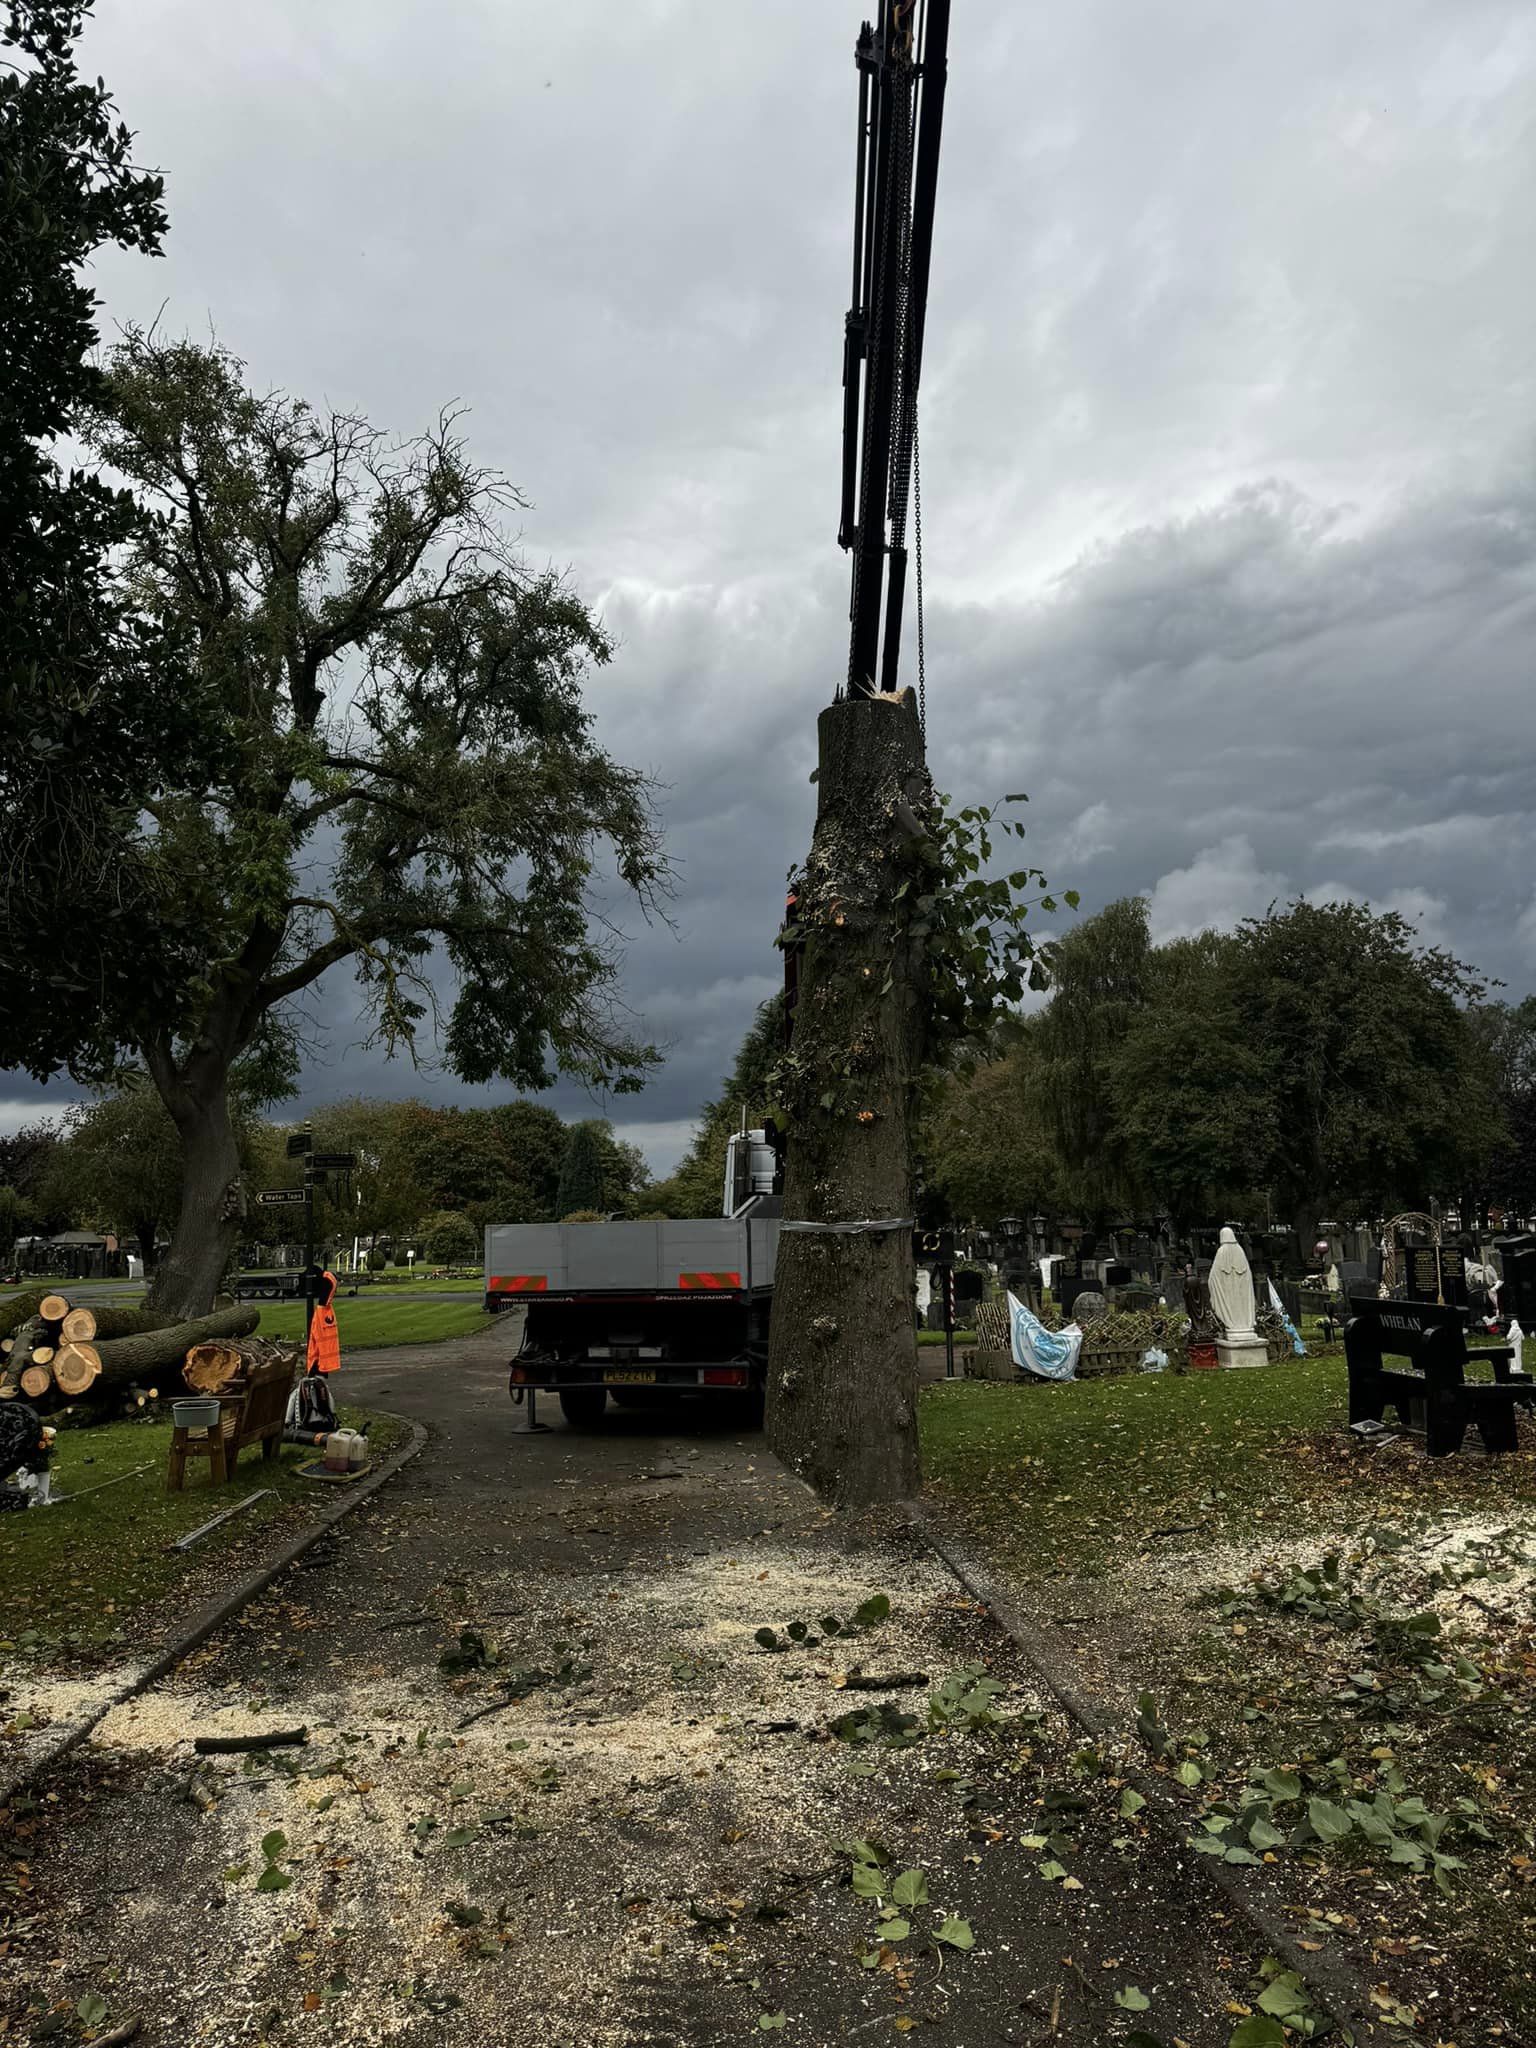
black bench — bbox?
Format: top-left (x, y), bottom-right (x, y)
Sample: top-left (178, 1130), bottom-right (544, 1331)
top-left (1345, 1296), bottom-right (1533, 1457)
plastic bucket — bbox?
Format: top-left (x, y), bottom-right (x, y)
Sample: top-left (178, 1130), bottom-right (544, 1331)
top-left (173, 1396), bottom-right (222, 1430)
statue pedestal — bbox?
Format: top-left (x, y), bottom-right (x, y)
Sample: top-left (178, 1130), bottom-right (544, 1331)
top-left (1216, 1335), bottom-right (1270, 1370)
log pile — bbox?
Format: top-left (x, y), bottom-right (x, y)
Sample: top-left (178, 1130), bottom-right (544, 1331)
top-left (1, 1293), bottom-right (103, 1401)
top-left (0, 1290), bottom-right (261, 1411)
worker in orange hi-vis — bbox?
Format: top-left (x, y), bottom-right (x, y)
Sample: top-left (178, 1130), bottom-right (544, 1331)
top-left (307, 1267), bottom-right (341, 1375)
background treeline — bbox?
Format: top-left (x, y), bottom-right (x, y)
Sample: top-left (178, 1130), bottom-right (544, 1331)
top-left (922, 897), bottom-right (1536, 1248)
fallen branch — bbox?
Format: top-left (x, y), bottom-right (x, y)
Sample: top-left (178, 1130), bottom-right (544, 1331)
top-left (93, 2023), bottom-right (142, 2048)
top-left (193, 1727), bottom-right (308, 1754)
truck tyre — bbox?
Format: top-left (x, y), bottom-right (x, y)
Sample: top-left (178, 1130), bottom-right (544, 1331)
top-left (558, 1387), bottom-right (608, 1429)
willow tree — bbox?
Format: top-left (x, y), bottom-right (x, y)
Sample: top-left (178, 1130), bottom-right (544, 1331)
top-left (764, 691), bottom-right (1065, 1506)
top-left (4, 329), bottom-right (664, 1316)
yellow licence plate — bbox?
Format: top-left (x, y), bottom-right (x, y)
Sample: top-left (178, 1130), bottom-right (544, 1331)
top-left (603, 1369), bottom-right (656, 1384)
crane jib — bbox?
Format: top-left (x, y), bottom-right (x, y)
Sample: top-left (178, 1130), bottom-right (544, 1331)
top-left (838, 0), bottom-right (951, 710)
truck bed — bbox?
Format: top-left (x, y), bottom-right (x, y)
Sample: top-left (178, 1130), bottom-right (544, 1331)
top-left (484, 1218), bottom-right (778, 1305)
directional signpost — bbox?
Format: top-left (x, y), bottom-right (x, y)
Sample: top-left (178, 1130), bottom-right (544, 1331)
top-left (261, 1142), bottom-right (360, 1335)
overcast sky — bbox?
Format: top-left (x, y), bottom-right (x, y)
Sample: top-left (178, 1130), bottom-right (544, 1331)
top-left (10, 0), bottom-right (1536, 1173)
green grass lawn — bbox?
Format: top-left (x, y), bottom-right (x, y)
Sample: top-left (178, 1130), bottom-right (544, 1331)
top-left (919, 1352), bottom-right (1536, 1578)
top-left (253, 1296), bottom-right (495, 1348)
top-left (0, 1405), bottom-right (406, 1666)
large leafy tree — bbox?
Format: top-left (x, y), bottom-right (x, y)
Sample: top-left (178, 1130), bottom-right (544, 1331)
top-left (388, 1099), bottom-right (569, 1229)
top-left (555, 1120), bottom-right (611, 1218)
top-left (1225, 900), bottom-right (1497, 1247)
top-left (1029, 897), bottom-right (1154, 1219)
top-left (1, 329), bottom-right (665, 1316)
top-left (0, 4), bottom-right (203, 1054)
top-left (1460, 998), bottom-right (1536, 1228)
top-left (1104, 931), bottom-right (1272, 1230)
top-left (918, 1031), bottom-right (1067, 1226)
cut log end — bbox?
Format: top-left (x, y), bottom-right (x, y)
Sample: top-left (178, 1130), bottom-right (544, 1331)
top-left (39, 1294), bottom-right (70, 1322)
top-left (61, 1307), bottom-right (97, 1343)
top-left (53, 1342), bottom-right (102, 1396)
top-left (19, 1364), bottom-right (52, 1398)
top-left (184, 1342), bottom-right (244, 1395)
top-left (30, 1345), bottom-right (54, 1366)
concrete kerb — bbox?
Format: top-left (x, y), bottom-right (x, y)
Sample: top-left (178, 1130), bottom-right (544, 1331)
top-left (909, 1502), bottom-right (1395, 2048)
top-left (0, 1414), bottom-right (428, 1809)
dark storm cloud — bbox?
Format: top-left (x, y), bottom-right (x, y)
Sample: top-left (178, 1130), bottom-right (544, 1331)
top-left (8, 1), bottom-right (1532, 1171)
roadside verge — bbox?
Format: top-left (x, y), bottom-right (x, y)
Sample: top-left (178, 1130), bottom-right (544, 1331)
top-left (0, 1415), bottom-right (426, 1807)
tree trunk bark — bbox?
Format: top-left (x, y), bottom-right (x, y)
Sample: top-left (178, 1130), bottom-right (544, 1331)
top-left (92, 1305), bottom-right (259, 1388)
top-left (765, 694), bottom-right (929, 1508)
top-left (134, 1219), bottom-right (159, 1277)
top-left (146, 1080), bottom-right (245, 1320)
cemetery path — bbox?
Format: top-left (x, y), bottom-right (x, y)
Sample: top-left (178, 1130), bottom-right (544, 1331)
top-left (8, 1335), bottom-right (1304, 2047)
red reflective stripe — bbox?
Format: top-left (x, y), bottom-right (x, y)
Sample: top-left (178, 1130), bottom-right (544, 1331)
top-left (489, 1275), bottom-right (548, 1292)
top-left (677, 1271), bottom-right (742, 1290)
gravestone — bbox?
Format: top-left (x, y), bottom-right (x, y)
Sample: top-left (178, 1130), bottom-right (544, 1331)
top-left (1404, 1245), bottom-right (1467, 1311)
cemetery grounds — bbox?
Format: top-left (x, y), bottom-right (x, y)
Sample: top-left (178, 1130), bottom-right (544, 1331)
top-left (921, 1350), bottom-right (1536, 2043)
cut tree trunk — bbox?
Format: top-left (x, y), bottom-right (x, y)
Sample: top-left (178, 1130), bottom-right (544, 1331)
top-left (19, 1364), bottom-right (51, 1398)
top-left (184, 1342), bottom-right (243, 1394)
top-left (145, 1082), bottom-right (246, 1321)
top-left (86, 1304), bottom-right (177, 1342)
top-left (38, 1294), bottom-right (69, 1322)
top-left (61, 1308), bottom-right (97, 1343)
top-left (91, 1305), bottom-right (258, 1389)
top-left (764, 693), bottom-right (929, 1509)
top-left (53, 1343), bottom-right (102, 1395)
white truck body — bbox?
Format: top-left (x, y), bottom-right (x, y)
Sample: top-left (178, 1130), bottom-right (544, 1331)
top-left (484, 1217), bottom-right (778, 1303)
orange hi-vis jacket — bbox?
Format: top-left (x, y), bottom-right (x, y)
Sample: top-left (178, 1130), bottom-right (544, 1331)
top-left (307, 1269), bottom-right (341, 1375)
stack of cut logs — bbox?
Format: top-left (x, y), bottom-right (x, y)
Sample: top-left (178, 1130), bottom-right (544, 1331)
top-left (1, 1293), bottom-right (103, 1399)
top-left (0, 1288), bottom-right (260, 1411)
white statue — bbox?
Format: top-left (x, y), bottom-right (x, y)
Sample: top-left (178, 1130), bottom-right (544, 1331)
top-left (1208, 1227), bottom-right (1267, 1367)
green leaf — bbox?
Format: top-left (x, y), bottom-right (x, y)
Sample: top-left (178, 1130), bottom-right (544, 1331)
top-left (891, 1869), bottom-right (929, 1908)
top-left (757, 2014), bottom-right (788, 2032)
top-left (1306, 1796), bottom-right (1353, 1844)
top-left (850, 1861), bottom-right (885, 1898)
top-left (1248, 1817), bottom-right (1286, 1852)
top-left (852, 1593), bottom-right (891, 1627)
top-left (1256, 1975), bottom-right (1308, 2018)
top-left (260, 1830), bottom-right (287, 1860)
top-left (1175, 1760), bottom-right (1203, 1788)
top-left (1115, 1986), bottom-right (1151, 2011)
top-left (1119, 1787), bottom-right (1146, 1818)
top-left (76, 1994), bottom-right (109, 2027)
top-left (1037, 1860), bottom-right (1068, 1882)
top-left (256, 1865), bottom-right (292, 1892)
top-left (1063, 890), bottom-right (1080, 909)
top-left (934, 1915), bottom-right (974, 1950)
top-left (311, 1793), bottom-right (336, 1814)
top-left (1260, 1768), bottom-right (1302, 1801)
top-left (442, 1827), bottom-right (479, 1848)
top-left (1227, 2018), bottom-right (1287, 2048)
top-left (880, 1917), bottom-right (911, 1941)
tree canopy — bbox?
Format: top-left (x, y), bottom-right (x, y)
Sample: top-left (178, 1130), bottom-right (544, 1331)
top-left (0, 326), bottom-right (668, 1313)
top-left (917, 896), bottom-right (1511, 1247)
top-left (0, 3), bottom-right (198, 1058)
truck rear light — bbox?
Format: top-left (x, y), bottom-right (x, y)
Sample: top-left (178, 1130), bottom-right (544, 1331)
top-left (509, 1364), bottom-right (529, 1383)
top-left (702, 1366), bottom-right (748, 1387)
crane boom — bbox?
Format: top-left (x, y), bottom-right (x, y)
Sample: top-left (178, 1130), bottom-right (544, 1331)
top-left (839, 0), bottom-right (951, 703)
